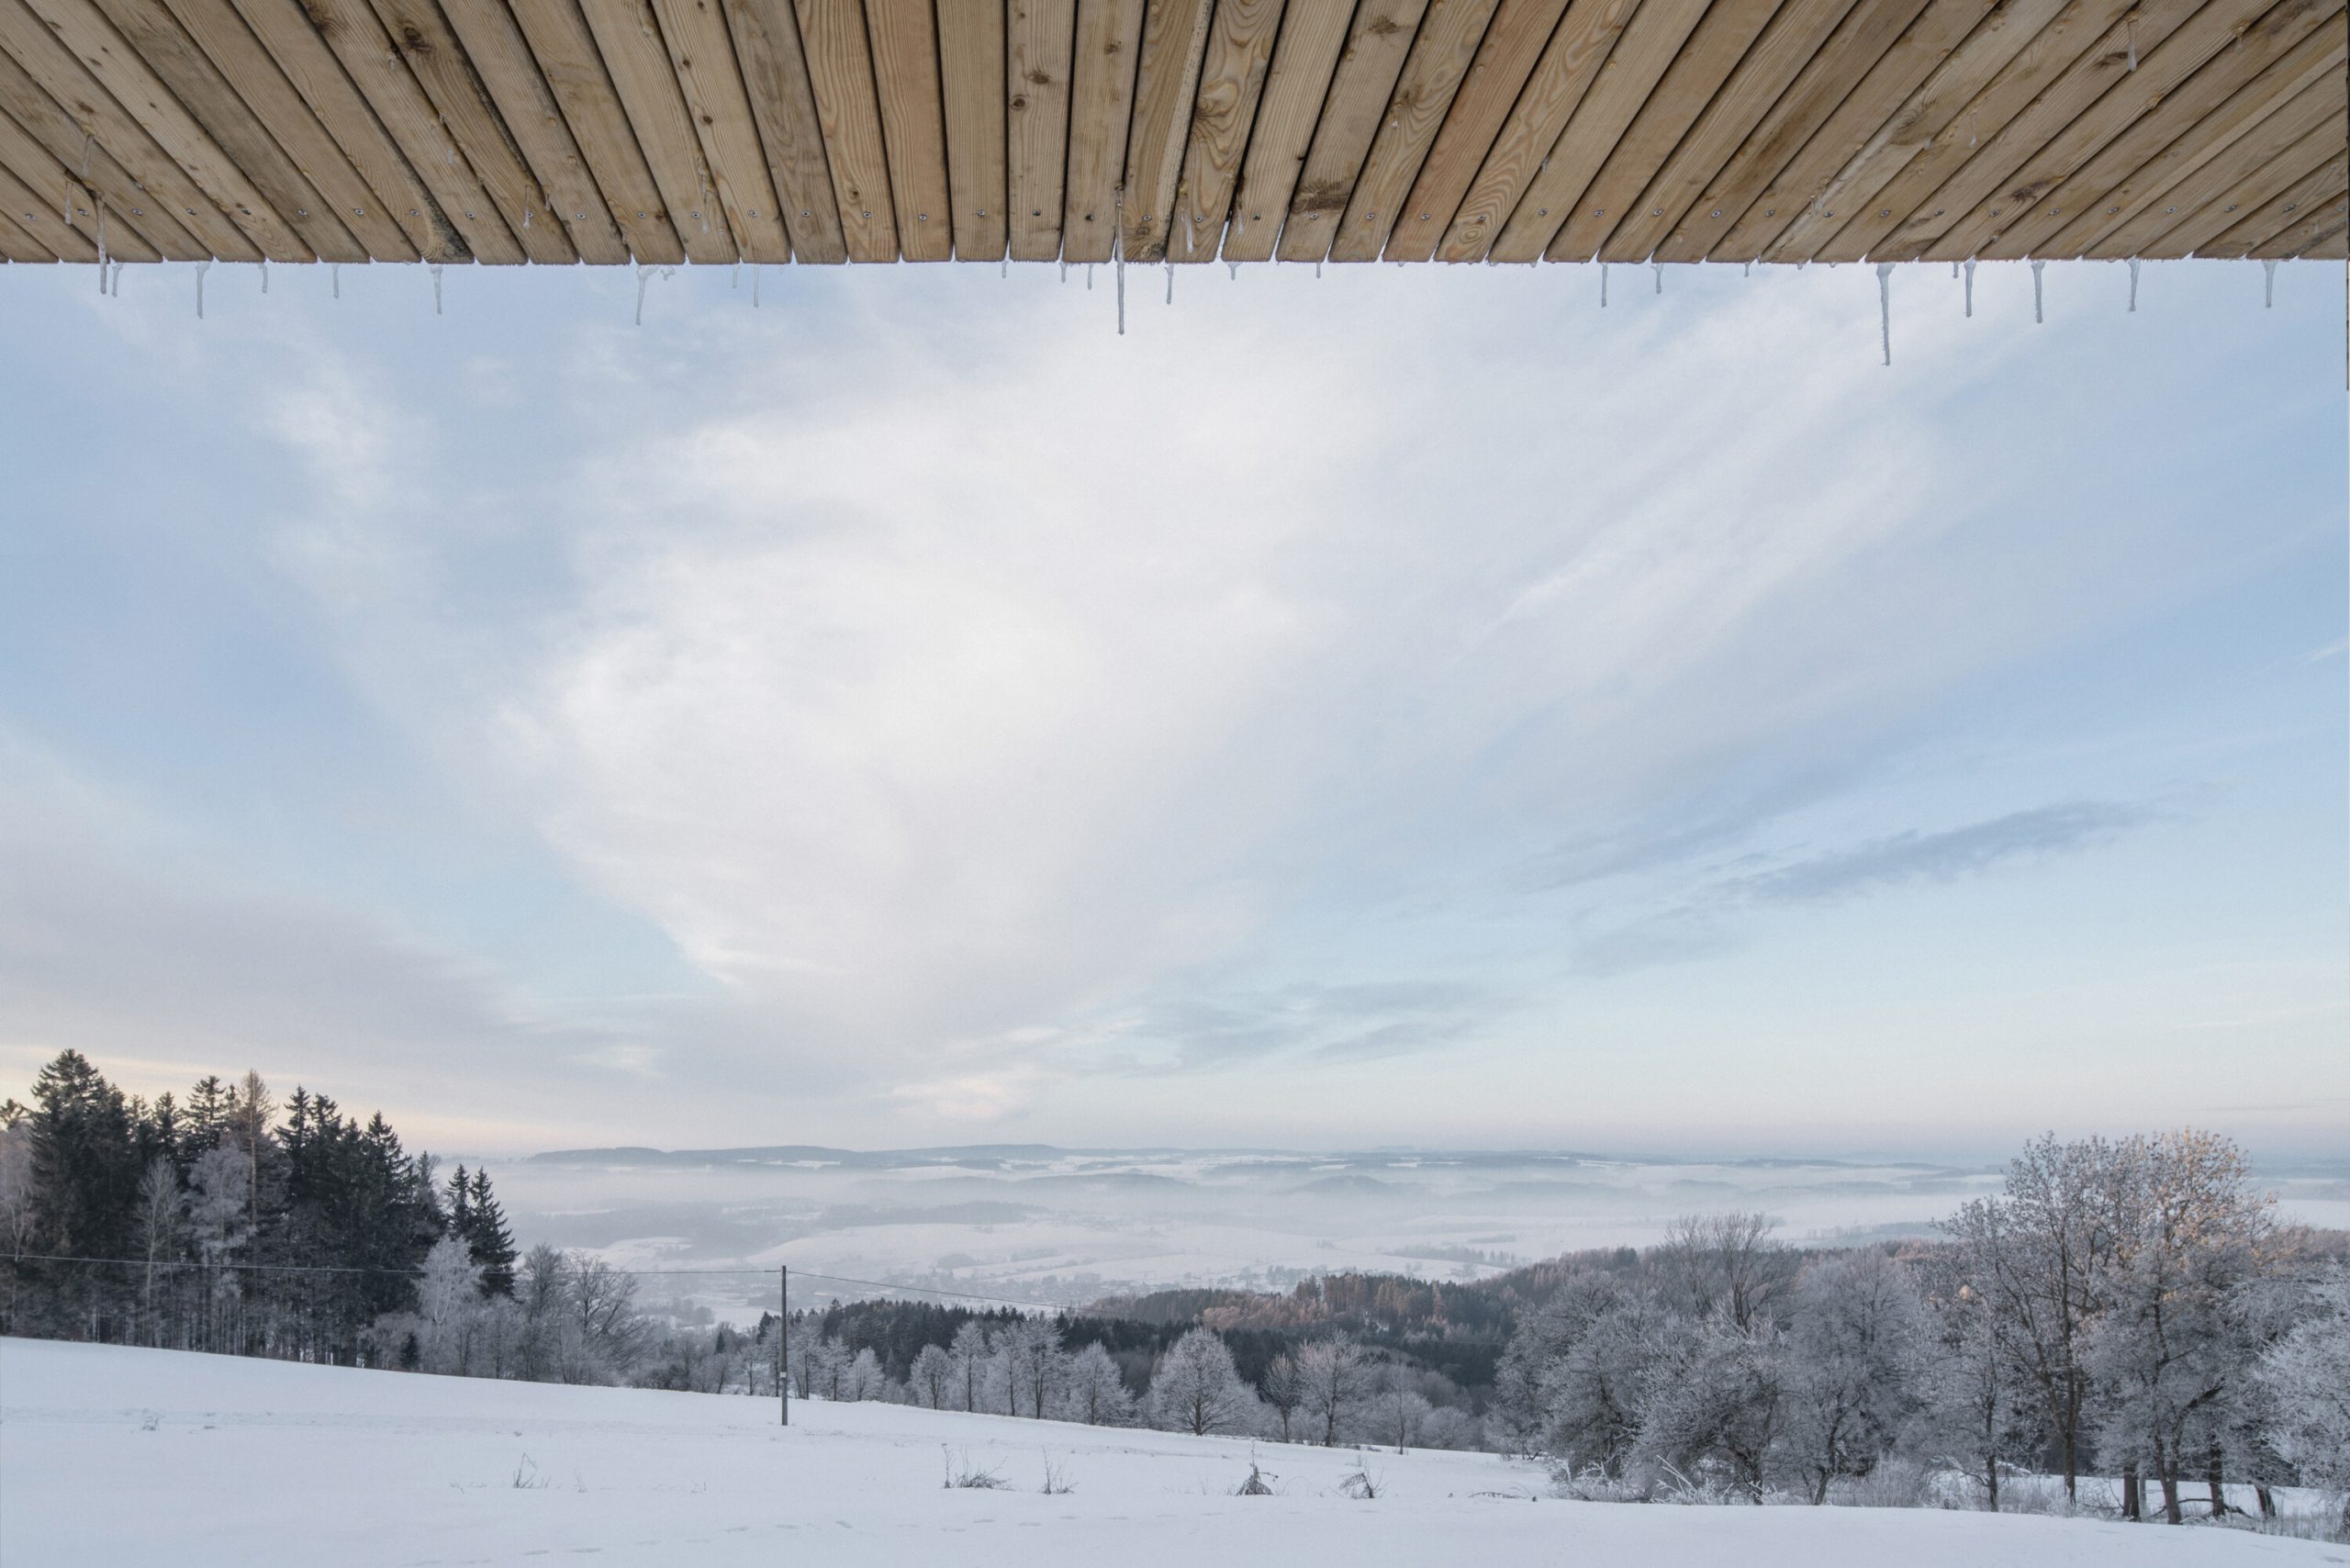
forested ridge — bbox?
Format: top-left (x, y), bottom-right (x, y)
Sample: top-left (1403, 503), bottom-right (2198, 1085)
top-left (7, 1049), bottom-right (2347, 1533)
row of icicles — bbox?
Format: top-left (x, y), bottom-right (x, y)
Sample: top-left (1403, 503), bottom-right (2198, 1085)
top-left (82, 234), bottom-right (2289, 362)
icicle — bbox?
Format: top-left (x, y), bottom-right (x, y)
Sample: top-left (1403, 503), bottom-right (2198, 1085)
top-left (107, 259), bottom-right (122, 297)
top-left (331, 262), bottom-right (340, 299)
top-left (195, 258), bottom-right (209, 319)
top-left (523, 205), bottom-right (531, 230)
top-left (1964, 257), bottom-right (1975, 318)
top-left (1227, 260), bottom-right (1237, 281)
top-left (1001, 255), bottom-right (1008, 278)
top-left (1742, 260), bottom-right (1751, 278)
top-left (2127, 257), bottom-right (2139, 312)
top-left (1651, 262), bottom-right (1662, 296)
top-left (260, 256), bottom-right (267, 295)
top-left (1600, 262), bottom-right (1608, 307)
top-left (94, 196), bottom-right (106, 284)
top-left (1087, 263), bottom-right (1093, 291)
top-left (2127, 12), bottom-right (2137, 70)
top-left (1059, 258), bottom-right (1067, 284)
top-left (1314, 258), bottom-right (1321, 279)
top-left (1876, 261), bottom-right (1894, 366)
top-left (1165, 257), bottom-right (1173, 305)
top-left (633, 263), bottom-right (656, 326)
top-left (2261, 257), bottom-right (2276, 308)
top-left (732, 261), bottom-right (739, 290)
top-left (2031, 257), bottom-right (2044, 324)
top-left (753, 263), bottom-right (761, 308)
top-left (431, 261), bottom-right (443, 316)
top-left (1113, 187), bottom-right (1125, 336)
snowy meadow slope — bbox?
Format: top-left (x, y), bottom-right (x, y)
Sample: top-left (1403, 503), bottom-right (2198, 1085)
top-left (6, 1338), bottom-right (2341, 1568)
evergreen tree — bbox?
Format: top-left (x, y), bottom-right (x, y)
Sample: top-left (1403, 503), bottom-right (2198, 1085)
top-left (463, 1169), bottom-right (517, 1297)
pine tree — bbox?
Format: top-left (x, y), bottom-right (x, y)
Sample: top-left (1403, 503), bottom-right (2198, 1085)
top-left (464, 1169), bottom-right (517, 1297)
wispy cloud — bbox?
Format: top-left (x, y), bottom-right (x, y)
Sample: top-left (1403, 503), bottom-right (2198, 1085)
top-left (1730, 801), bottom-right (2154, 905)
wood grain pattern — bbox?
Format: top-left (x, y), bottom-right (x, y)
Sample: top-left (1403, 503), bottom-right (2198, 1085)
top-left (1059, 0), bottom-right (1142, 261)
top-left (0, 47), bottom-right (207, 255)
top-left (1275, 0), bottom-right (1430, 262)
top-left (1168, 0), bottom-right (1283, 261)
top-left (0, 95), bottom-right (164, 254)
top-left (1546, 0), bottom-right (1790, 262)
top-left (1328, 0), bottom-right (1503, 262)
top-left (724, 0), bottom-right (845, 261)
top-left (507, 0), bottom-right (685, 261)
top-left (1119, 0), bottom-right (1212, 259)
top-left (1216, 0), bottom-right (1351, 261)
top-left (864, 0), bottom-right (951, 258)
top-left (2198, 148), bottom-right (2343, 256)
top-left (937, 0), bottom-right (1006, 258)
top-left (1006, 0), bottom-right (1074, 258)
top-left (1381, 0), bottom-right (1571, 262)
top-left (787, 0), bottom-right (893, 258)
top-left (1483, 0), bottom-right (1707, 262)
top-left (644, 0), bottom-right (792, 259)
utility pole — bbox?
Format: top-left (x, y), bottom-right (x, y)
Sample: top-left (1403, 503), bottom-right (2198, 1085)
top-left (778, 1264), bottom-right (789, 1427)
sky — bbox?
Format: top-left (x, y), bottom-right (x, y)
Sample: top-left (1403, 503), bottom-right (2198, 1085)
top-left (0, 252), bottom-right (2343, 1162)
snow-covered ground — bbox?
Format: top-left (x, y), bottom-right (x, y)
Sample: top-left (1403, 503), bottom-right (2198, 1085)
top-left (6, 1337), bottom-right (2341, 1567)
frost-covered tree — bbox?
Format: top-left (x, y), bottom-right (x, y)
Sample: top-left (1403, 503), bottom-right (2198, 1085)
top-left (1297, 1335), bottom-right (1368, 1448)
top-left (2255, 1263), bottom-right (2350, 1533)
top-left (1531, 1280), bottom-right (1662, 1476)
top-left (1782, 1249), bottom-right (1924, 1503)
top-left (1913, 1244), bottom-right (2026, 1510)
top-left (949, 1319), bottom-right (992, 1413)
top-left (1150, 1327), bottom-right (1254, 1437)
top-left (1059, 1341), bottom-right (1136, 1426)
top-left (844, 1346), bottom-right (888, 1402)
top-left (1662, 1213), bottom-right (1792, 1332)
top-left (1639, 1318), bottom-right (1789, 1501)
top-left (910, 1342), bottom-right (955, 1408)
top-left (1259, 1351), bottom-right (1304, 1442)
top-left (1000, 1316), bottom-right (1067, 1419)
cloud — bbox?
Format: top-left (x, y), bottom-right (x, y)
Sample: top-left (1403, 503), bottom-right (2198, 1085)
top-left (1730, 801), bottom-right (2154, 904)
top-left (1565, 800), bottom-right (2161, 978)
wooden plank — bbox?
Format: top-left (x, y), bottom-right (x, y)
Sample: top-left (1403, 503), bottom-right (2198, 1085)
top-left (1058, 0), bottom-right (1142, 261)
top-left (1651, 0), bottom-right (1929, 262)
top-left (1436, 0), bottom-right (1632, 261)
top-left (354, 0), bottom-right (575, 263)
top-left (644, 0), bottom-right (792, 260)
top-left (0, 102), bottom-right (164, 254)
top-left (0, 0), bottom-right (264, 256)
top-left (1753, 0), bottom-right (2081, 262)
top-left (1916, 0), bottom-right (2330, 263)
top-left (1484, 0), bottom-right (1708, 263)
top-left (134, 0), bottom-right (414, 259)
top-left (2249, 184), bottom-right (2342, 252)
top-left (1120, 0), bottom-right (1212, 260)
top-left (0, 151), bottom-right (99, 253)
top-left (1547, 0), bottom-right (1792, 263)
top-left (426, 0), bottom-right (629, 262)
top-left (1166, 0), bottom-right (1283, 261)
top-left (1827, 0), bottom-right (2209, 263)
top-left (2088, 68), bottom-right (2345, 253)
top-left (1217, 0), bottom-right (1350, 261)
top-left (0, 53), bottom-right (207, 254)
top-left (1274, 0), bottom-right (1430, 262)
top-left (1986, 4), bottom-right (2342, 258)
top-left (80, 0), bottom-right (364, 261)
top-left (786, 0), bottom-right (894, 259)
top-left (864, 0), bottom-right (950, 258)
top-left (1382, 0), bottom-right (1573, 262)
top-left (506, 0), bottom-right (684, 262)
top-left (1007, 0), bottom-right (1075, 258)
top-left (1328, 0), bottom-right (1503, 262)
top-left (2140, 114), bottom-right (2342, 254)
top-left (8, 0), bottom-right (315, 256)
top-left (284, 0), bottom-right (525, 261)
top-left (937, 0), bottom-right (1006, 258)
top-left (723, 0), bottom-right (846, 261)
top-left (1703, 0), bottom-right (1989, 260)
top-left (0, 201), bottom-right (57, 255)
top-left (223, 0), bottom-right (454, 259)
top-left (2199, 149), bottom-right (2343, 255)
top-left (1596, 0), bottom-right (1860, 262)
top-left (578, 0), bottom-right (736, 262)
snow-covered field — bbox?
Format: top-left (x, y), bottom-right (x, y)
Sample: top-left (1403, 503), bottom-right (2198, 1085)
top-left (6, 1338), bottom-right (2342, 1567)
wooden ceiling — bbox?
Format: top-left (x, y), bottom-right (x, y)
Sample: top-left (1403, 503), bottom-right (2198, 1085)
top-left (0, 0), bottom-right (2342, 268)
